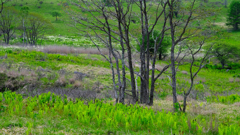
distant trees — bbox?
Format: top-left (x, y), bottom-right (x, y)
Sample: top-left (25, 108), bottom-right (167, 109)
top-left (25, 13), bottom-right (53, 45)
top-left (0, 8), bottom-right (18, 44)
top-left (0, 5), bottom-right (53, 45)
top-left (209, 43), bottom-right (240, 68)
top-left (226, 0), bottom-right (240, 30)
top-left (51, 11), bottom-right (62, 21)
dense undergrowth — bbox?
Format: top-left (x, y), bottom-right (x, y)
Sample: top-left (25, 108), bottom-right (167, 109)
top-left (0, 91), bottom-right (240, 134)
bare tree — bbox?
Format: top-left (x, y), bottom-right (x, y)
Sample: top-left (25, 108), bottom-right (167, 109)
top-left (179, 32), bottom-right (217, 112)
top-left (67, 0), bottom-right (218, 109)
top-left (67, 0), bottom-right (170, 104)
top-left (167, 0), bottom-right (218, 111)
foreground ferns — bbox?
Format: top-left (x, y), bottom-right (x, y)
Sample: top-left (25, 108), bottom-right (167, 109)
top-left (0, 91), bottom-right (239, 134)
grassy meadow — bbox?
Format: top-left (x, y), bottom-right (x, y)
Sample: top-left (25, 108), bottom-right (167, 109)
top-left (0, 0), bottom-right (240, 134)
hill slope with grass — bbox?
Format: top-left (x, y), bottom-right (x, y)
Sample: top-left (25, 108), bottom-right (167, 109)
top-left (2, 0), bottom-right (239, 47)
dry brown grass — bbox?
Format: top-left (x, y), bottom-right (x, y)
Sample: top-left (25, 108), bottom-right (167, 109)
top-left (0, 66), bottom-right (6, 73)
top-left (62, 64), bottom-right (112, 76)
top-left (55, 76), bottom-right (68, 87)
top-left (142, 99), bottom-right (240, 121)
top-left (0, 127), bottom-right (27, 135)
top-left (181, 71), bottom-right (188, 75)
top-left (229, 77), bottom-right (234, 83)
top-left (73, 81), bottom-right (82, 88)
top-left (6, 70), bottom-right (20, 78)
top-left (42, 46), bottom-right (109, 55)
top-left (195, 77), bottom-right (206, 83)
top-left (235, 78), bottom-right (240, 82)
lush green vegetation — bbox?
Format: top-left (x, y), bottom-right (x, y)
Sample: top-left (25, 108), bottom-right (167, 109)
top-left (206, 94), bottom-right (240, 104)
top-left (0, 91), bottom-right (240, 134)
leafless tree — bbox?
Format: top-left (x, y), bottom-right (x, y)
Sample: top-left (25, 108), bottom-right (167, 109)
top-left (67, 0), bottom-right (170, 104)
top-left (67, 0), bottom-right (218, 110)
top-left (168, 0), bottom-right (218, 111)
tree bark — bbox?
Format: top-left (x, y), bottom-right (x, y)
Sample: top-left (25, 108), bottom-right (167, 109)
top-left (169, 0), bottom-right (179, 111)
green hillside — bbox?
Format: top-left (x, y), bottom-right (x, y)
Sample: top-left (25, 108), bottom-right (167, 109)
top-left (2, 0), bottom-right (239, 46)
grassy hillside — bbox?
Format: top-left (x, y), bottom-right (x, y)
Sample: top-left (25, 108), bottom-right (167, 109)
top-left (3, 0), bottom-right (239, 46)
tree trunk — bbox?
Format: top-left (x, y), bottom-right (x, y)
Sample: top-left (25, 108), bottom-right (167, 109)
top-left (139, 0), bottom-right (149, 104)
top-left (171, 45), bottom-right (178, 111)
top-left (183, 95), bottom-right (187, 112)
top-left (144, 0), bottom-right (150, 104)
top-left (234, 23), bottom-right (239, 30)
top-left (159, 51), bottom-right (162, 60)
top-left (220, 61), bottom-right (225, 69)
top-left (126, 43), bottom-right (137, 102)
top-left (169, 4), bottom-right (178, 112)
top-left (224, 0), bottom-right (227, 8)
top-left (174, 11), bottom-right (178, 18)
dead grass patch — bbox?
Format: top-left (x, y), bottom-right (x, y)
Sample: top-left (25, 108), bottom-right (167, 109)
top-left (61, 64), bottom-right (112, 76)
top-left (146, 99), bottom-right (240, 120)
top-left (0, 127), bottom-right (27, 135)
top-left (42, 46), bottom-right (109, 55)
